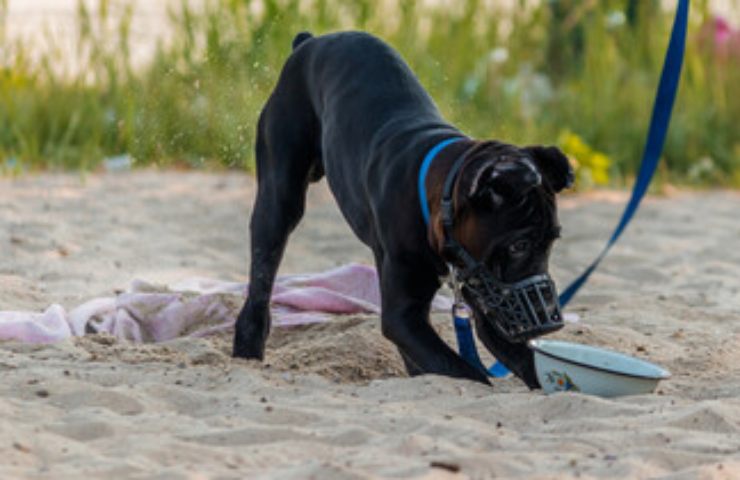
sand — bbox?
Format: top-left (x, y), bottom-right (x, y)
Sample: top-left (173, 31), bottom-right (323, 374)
top-left (1, 171), bottom-right (740, 479)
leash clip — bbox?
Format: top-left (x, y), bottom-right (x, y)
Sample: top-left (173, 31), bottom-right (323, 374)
top-left (446, 264), bottom-right (464, 305)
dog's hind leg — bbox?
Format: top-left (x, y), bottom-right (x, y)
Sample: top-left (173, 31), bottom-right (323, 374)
top-left (232, 103), bottom-right (319, 360)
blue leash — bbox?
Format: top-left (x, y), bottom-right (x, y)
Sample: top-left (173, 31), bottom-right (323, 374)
top-left (419, 0), bottom-right (690, 378)
top-left (558, 0), bottom-right (689, 306)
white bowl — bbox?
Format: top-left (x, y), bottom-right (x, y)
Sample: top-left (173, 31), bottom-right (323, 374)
top-left (528, 339), bottom-right (671, 397)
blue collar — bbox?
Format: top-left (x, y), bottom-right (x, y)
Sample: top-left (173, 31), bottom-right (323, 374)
top-left (418, 137), bottom-right (465, 225)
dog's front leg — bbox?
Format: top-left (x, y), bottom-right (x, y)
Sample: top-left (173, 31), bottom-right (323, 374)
top-left (379, 260), bottom-right (490, 385)
top-left (473, 316), bottom-right (540, 389)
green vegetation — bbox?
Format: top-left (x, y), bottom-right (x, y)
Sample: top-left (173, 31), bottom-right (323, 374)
top-left (0, 0), bottom-right (737, 186)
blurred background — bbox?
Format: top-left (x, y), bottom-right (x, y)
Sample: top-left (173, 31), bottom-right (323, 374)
top-left (0, 0), bottom-right (738, 188)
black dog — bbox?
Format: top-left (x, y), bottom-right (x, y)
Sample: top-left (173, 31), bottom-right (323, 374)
top-left (232, 31), bottom-right (573, 387)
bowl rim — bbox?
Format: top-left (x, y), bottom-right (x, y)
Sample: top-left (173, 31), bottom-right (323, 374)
top-left (528, 339), bottom-right (671, 380)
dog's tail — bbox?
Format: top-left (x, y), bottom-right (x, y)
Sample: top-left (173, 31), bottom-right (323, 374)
top-left (292, 31), bottom-right (313, 51)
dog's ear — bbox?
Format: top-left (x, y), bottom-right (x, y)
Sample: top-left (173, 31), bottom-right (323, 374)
top-left (468, 159), bottom-right (542, 207)
top-left (523, 145), bottom-right (574, 193)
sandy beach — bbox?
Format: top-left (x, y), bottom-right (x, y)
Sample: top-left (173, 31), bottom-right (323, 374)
top-left (1, 171), bottom-right (740, 479)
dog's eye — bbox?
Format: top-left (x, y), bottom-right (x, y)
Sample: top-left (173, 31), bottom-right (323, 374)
top-left (508, 239), bottom-right (531, 256)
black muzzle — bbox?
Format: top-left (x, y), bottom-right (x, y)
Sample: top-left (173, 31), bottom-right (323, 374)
top-left (455, 264), bottom-right (563, 343)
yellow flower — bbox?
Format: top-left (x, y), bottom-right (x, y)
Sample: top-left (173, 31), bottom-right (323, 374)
top-left (558, 130), bottom-right (612, 188)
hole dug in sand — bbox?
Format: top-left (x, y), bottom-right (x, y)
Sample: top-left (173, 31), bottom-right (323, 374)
top-left (263, 316), bottom-right (407, 384)
top-left (70, 315), bottom-right (409, 385)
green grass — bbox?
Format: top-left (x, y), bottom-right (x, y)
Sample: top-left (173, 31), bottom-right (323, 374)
top-left (0, 0), bottom-right (738, 186)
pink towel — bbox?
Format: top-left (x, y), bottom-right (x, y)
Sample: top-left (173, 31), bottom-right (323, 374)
top-left (0, 263), bottom-right (452, 344)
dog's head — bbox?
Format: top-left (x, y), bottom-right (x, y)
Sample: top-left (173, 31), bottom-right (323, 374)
top-left (445, 142), bottom-right (572, 280)
top-left (429, 141), bottom-right (573, 374)
top-left (431, 142), bottom-right (572, 278)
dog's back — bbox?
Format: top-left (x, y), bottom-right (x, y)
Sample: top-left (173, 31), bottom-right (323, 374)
top-left (282, 31), bottom-right (453, 160)
top-left (290, 32), bottom-right (439, 119)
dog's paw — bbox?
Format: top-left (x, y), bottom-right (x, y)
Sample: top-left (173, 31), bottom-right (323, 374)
top-left (231, 335), bottom-right (266, 360)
